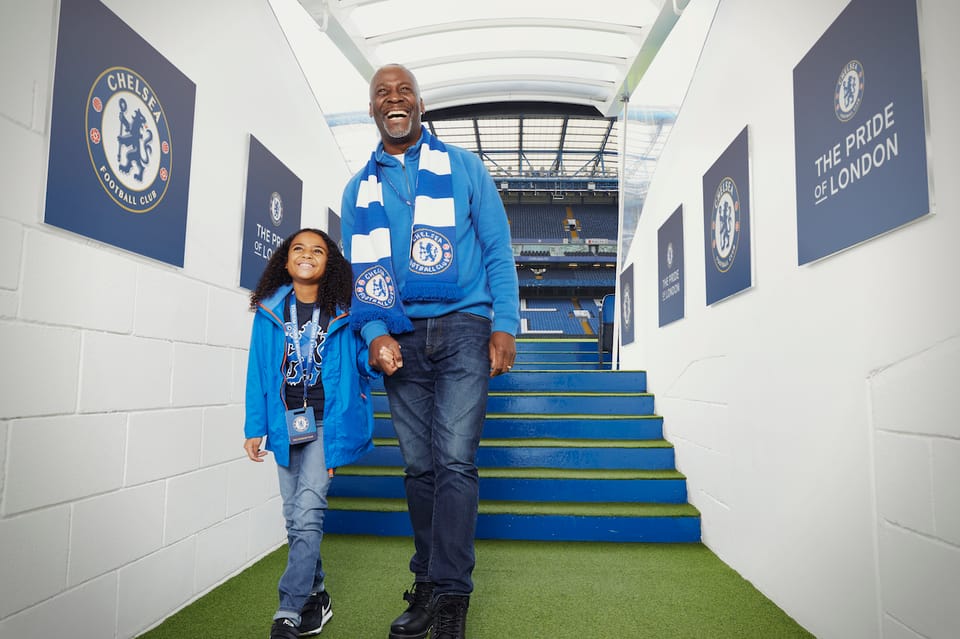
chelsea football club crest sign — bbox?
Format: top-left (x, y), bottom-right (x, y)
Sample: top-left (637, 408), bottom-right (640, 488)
top-left (239, 136), bottom-right (303, 290)
top-left (710, 177), bottom-right (741, 274)
top-left (702, 127), bottom-right (752, 306)
top-left (86, 68), bottom-right (173, 213)
top-left (658, 205), bottom-right (684, 327)
top-left (44, 0), bottom-right (196, 267)
top-left (793, 0), bottom-right (929, 265)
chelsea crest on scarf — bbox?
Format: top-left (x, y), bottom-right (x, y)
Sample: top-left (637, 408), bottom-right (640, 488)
top-left (350, 128), bottom-right (462, 333)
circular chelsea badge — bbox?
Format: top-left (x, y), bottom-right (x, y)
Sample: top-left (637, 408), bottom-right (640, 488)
top-left (355, 264), bottom-right (397, 309)
top-left (409, 229), bottom-right (453, 274)
top-left (269, 191), bottom-right (284, 227)
top-left (86, 67), bottom-right (173, 213)
top-left (711, 177), bottom-right (741, 273)
top-left (834, 60), bottom-right (864, 123)
top-left (293, 414), bottom-right (310, 433)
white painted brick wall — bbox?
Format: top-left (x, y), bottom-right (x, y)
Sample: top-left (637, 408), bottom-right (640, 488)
top-left (0, 218), bottom-right (23, 290)
top-left (870, 339), bottom-right (960, 439)
top-left (116, 538), bottom-right (195, 639)
top-left (201, 404), bottom-right (245, 467)
top-left (0, 0), bottom-right (347, 632)
top-left (875, 431), bottom-right (935, 533)
top-left (871, 337), bottom-right (960, 639)
top-left (69, 483), bottom-right (165, 586)
top-left (879, 524), bottom-right (960, 639)
top-left (0, 573), bottom-right (118, 639)
top-left (881, 616), bottom-right (926, 639)
top-left (248, 496), bottom-right (285, 560)
top-left (0, 0), bottom-right (53, 131)
top-left (232, 347), bottom-right (249, 403)
top-left (0, 507), bottom-right (70, 618)
top-left (125, 409), bottom-right (202, 486)
top-left (79, 332), bottom-right (173, 412)
top-left (195, 514), bottom-right (248, 593)
top-left (0, 119), bottom-right (43, 226)
top-left (0, 290), bottom-right (18, 318)
top-left (164, 466), bottom-right (227, 544)
top-left (932, 439), bottom-right (960, 546)
top-left (171, 342), bottom-right (235, 406)
top-left (20, 231), bottom-right (137, 332)
top-left (207, 286), bottom-right (254, 349)
top-left (134, 265), bottom-right (208, 343)
top-left (4, 414), bottom-right (125, 514)
top-left (226, 458), bottom-right (279, 518)
top-left (0, 321), bottom-right (80, 420)
top-left (0, 421), bottom-right (7, 504)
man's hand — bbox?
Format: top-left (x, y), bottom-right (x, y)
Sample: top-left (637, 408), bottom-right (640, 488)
top-left (370, 334), bottom-right (403, 375)
top-left (489, 331), bottom-right (516, 377)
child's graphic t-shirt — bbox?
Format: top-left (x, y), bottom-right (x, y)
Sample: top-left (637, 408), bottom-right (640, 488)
top-left (283, 298), bottom-right (328, 411)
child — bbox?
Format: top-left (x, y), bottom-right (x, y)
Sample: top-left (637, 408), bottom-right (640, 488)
top-left (243, 228), bottom-right (377, 638)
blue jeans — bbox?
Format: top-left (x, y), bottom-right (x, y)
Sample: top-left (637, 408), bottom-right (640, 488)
top-left (275, 434), bottom-right (330, 622)
top-left (383, 312), bottom-right (492, 596)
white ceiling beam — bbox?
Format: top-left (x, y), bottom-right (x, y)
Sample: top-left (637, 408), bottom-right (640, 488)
top-left (298, 0), bottom-right (377, 79)
top-left (600, 0), bottom-right (692, 116)
top-left (404, 50), bottom-right (630, 70)
top-left (365, 18), bottom-right (645, 45)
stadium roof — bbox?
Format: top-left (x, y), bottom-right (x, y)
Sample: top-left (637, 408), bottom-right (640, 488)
top-left (271, 0), bottom-right (716, 183)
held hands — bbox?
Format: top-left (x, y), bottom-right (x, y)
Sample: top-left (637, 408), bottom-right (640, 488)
top-left (368, 332), bottom-right (514, 377)
top-left (489, 331), bottom-right (517, 377)
top-left (370, 334), bottom-right (403, 376)
top-left (243, 437), bottom-right (268, 462)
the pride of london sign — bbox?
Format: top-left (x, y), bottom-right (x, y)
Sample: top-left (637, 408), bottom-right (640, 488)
top-left (793, 0), bottom-right (930, 265)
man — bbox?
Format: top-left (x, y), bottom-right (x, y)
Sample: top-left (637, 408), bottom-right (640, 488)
top-left (340, 64), bottom-right (519, 639)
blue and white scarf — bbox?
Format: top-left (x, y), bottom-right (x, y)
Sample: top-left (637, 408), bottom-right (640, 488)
top-left (350, 128), bottom-right (461, 333)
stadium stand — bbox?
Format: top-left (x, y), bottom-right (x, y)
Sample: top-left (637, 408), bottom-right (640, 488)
top-left (570, 204), bottom-right (618, 239)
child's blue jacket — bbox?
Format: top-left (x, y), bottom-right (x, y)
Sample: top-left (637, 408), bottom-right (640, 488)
top-left (244, 285), bottom-right (377, 468)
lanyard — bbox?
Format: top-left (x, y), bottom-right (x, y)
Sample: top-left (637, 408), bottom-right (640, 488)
top-left (289, 295), bottom-right (321, 407)
top-left (379, 161), bottom-right (418, 213)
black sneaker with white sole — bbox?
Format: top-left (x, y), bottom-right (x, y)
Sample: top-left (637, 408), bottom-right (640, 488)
top-left (299, 590), bottom-right (332, 636)
top-left (270, 617), bottom-right (300, 639)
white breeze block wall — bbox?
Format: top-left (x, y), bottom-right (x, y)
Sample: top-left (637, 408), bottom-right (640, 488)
top-left (0, 0), bottom-right (351, 636)
top-left (619, 1), bottom-right (960, 638)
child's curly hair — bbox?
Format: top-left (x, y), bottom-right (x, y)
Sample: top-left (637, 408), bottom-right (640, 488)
top-left (249, 228), bottom-right (352, 315)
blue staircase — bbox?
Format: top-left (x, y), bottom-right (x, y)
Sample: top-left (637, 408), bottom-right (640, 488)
top-left (325, 337), bottom-right (701, 543)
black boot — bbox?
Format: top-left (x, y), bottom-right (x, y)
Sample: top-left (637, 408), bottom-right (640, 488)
top-left (431, 594), bottom-right (469, 639)
top-left (388, 581), bottom-right (435, 639)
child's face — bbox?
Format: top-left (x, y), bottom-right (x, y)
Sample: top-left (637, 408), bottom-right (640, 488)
top-left (286, 231), bottom-right (328, 286)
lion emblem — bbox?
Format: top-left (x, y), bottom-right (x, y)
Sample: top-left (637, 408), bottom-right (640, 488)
top-left (116, 98), bottom-right (153, 181)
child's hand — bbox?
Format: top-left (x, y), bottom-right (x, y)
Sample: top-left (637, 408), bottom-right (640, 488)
top-left (244, 437), bottom-right (268, 462)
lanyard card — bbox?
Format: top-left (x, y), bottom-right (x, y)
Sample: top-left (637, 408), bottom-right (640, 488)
top-left (285, 406), bottom-right (318, 445)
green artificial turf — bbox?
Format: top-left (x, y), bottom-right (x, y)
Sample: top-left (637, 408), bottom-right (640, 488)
top-left (138, 535), bottom-right (812, 639)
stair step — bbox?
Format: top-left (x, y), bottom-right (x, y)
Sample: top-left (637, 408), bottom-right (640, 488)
top-left (515, 351), bottom-right (604, 363)
top-left (331, 466), bottom-right (688, 503)
top-left (373, 370), bottom-right (647, 393)
top-left (515, 338), bottom-right (598, 353)
top-left (324, 497), bottom-right (701, 543)
top-left (358, 438), bottom-right (675, 470)
top-left (372, 392), bottom-right (655, 415)
top-left (340, 339), bottom-right (701, 543)
top-left (373, 414), bottom-right (664, 440)
top-left (491, 370), bottom-right (646, 392)
top-left (510, 362), bottom-right (607, 371)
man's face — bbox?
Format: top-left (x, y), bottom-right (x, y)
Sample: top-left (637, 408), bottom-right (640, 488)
top-left (369, 65), bottom-right (424, 154)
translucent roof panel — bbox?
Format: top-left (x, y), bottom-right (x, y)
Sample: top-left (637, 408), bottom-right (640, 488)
top-left (272, 0), bottom-right (718, 187)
